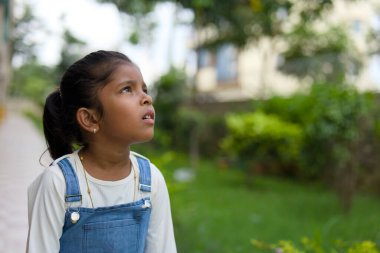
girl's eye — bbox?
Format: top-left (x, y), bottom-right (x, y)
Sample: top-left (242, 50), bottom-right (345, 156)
top-left (143, 88), bottom-right (149, 94)
top-left (121, 86), bottom-right (132, 93)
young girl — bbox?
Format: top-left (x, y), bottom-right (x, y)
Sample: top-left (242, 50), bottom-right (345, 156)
top-left (26, 50), bottom-right (177, 253)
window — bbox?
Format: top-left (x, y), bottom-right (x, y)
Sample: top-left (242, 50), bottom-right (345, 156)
top-left (197, 48), bottom-right (213, 69)
top-left (352, 19), bottom-right (362, 35)
top-left (216, 44), bottom-right (237, 83)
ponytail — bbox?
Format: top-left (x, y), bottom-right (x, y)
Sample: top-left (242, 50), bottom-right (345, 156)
top-left (43, 90), bottom-right (72, 160)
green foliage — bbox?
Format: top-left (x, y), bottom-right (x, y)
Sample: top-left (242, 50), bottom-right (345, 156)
top-left (153, 67), bottom-right (188, 130)
top-left (250, 84), bottom-right (380, 211)
top-left (300, 85), bottom-right (372, 174)
top-left (97, 0), bottom-right (158, 44)
top-left (9, 61), bottom-right (55, 106)
top-left (151, 67), bottom-right (190, 148)
top-left (10, 9), bottom-right (86, 106)
top-left (97, 0), bottom-right (157, 14)
top-left (279, 25), bottom-right (362, 83)
top-left (283, 25), bottom-right (349, 60)
top-left (222, 111), bottom-right (303, 174)
top-left (150, 67), bottom-right (223, 158)
top-left (348, 241), bottom-right (380, 253)
top-left (54, 29), bottom-right (87, 83)
top-left (251, 237), bottom-right (380, 253)
top-left (97, 0), bottom-right (365, 94)
top-left (254, 84), bottom-right (377, 177)
top-left (254, 93), bottom-right (310, 124)
top-left (177, 0), bottom-right (335, 47)
top-left (97, 0), bottom-right (348, 48)
top-left (11, 3), bottom-right (43, 63)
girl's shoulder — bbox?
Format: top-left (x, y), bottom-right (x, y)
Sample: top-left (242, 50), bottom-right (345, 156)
top-left (130, 151), bottom-right (166, 185)
top-left (28, 153), bottom-right (76, 194)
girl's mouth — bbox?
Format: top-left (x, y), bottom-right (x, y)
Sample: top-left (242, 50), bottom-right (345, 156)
top-left (142, 110), bottom-right (155, 125)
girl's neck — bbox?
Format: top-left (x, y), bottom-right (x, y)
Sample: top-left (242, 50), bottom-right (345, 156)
top-left (79, 145), bottom-right (132, 181)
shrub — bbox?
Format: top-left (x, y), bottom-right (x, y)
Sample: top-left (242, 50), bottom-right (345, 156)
top-left (251, 238), bottom-right (380, 253)
top-left (221, 111), bottom-right (303, 175)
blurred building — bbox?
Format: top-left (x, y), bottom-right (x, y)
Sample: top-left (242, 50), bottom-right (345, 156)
top-left (0, 0), bottom-right (12, 113)
top-left (193, 0), bottom-right (380, 103)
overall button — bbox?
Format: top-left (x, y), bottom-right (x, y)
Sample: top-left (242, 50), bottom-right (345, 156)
top-left (71, 212), bottom-right (80, 224)
top-left (142, 200), bottom-right (151, 209)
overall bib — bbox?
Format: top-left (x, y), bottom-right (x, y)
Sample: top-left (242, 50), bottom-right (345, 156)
top-left (57, 156), bottom-right (152, 253)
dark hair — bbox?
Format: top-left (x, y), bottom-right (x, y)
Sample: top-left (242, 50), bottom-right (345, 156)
top-left (43, 50), bottom-right (133, 160)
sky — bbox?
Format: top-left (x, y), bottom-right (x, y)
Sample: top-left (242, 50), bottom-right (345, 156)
top-left (18, 0), bottom-right (195, 85)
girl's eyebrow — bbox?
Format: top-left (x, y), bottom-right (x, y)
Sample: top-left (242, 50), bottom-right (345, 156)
top-left (117, 80), bottom-right (148, 89)
top-left (117, 80), bottom-right (136, 86)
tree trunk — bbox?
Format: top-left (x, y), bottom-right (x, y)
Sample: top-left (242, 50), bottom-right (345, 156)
top-left (0, 0), bottom-right (12, 118)
top-left (334, 156), bottom-right (357, 214)
top-left (189, 126), bottom-right (199, 170)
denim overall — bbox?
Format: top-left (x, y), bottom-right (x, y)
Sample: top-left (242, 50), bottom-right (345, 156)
top-left (57, 156), bottom-right (152, 253)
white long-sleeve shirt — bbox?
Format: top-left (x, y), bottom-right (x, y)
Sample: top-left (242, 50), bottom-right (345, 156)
top-left (26, 150), bottom-right (177, 253)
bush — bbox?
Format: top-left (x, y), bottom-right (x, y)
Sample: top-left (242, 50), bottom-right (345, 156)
top-left (151, 67), bottom-right (228, 161)
top-left (252, 238), bottom-right (380, 253)
top-left (232, 83), bottom-right (380, 211)
top-left (221, 111), bottom-right (303, 175)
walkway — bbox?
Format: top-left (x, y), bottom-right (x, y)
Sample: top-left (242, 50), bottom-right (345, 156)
top-left (0, 101), bottom-right (46, 253)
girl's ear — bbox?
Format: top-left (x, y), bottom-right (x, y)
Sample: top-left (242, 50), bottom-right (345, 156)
top-left (76, 108), bottom-right (100, 134)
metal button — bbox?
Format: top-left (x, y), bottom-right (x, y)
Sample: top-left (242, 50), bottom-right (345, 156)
top-left (70, 212), bottom-right (80, 224)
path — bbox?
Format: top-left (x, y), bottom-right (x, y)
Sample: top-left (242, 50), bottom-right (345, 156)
top-left (0, 101), bottom-right (46, 253)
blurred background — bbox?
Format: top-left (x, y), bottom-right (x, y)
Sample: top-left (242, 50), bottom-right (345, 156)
top-left (1, 0), bottom-right (380, 252)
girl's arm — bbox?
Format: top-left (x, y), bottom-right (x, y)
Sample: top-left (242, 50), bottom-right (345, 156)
top-left (26, 166), bottom-right (66, 253)
top-left (145, 164), bottom-right (177, 253)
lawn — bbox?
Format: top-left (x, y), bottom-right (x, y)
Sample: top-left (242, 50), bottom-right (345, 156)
top-left (146, 152), bottom-right (380, 253)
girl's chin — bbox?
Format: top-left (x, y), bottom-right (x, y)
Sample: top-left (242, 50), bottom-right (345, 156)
top-left (135, 133), bottom-right (154, 144)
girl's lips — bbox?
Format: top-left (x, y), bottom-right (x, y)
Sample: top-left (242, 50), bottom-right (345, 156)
top-left (142, 109), bottom-right (155, 125)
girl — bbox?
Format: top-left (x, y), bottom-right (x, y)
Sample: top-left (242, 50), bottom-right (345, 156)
top-left (26, 50), bottom-right (177, 253)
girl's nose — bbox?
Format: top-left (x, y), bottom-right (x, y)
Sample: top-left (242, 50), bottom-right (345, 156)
top-left (142, 93), bottom-right (153, 105)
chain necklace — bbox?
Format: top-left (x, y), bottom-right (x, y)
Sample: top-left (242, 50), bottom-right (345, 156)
top-left (79, 151), bottom-right (137, 209)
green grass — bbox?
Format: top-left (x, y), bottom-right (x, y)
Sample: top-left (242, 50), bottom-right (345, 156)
top-left (145, 153), bottom-right (380, 253)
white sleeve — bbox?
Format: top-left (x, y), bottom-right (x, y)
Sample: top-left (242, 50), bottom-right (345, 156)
top-left (26, 166), bottom-right (66, 253)
top-left (145, 164), bottom-right (177, 253)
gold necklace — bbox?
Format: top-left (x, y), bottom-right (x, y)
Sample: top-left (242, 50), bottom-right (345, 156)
top-left (79, 151), bottom-right (137, 208)
top-left (79, 154), bottom-right (95, 208)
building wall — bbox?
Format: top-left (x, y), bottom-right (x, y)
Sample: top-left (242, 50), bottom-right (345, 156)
top-left (194, 0), bottom-right (380, 102)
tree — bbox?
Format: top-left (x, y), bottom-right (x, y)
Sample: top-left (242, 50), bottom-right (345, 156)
top-left (97, 0), bottom-right (158, 45)
top-left (54, 28), bottom-right (87, 82)
top-left (9, 5), bottom-right (87, 107)
top-left (11, 3), bottom-right (42, 64)
top-left (97, 0), bottom-right (361, 87)
top-left (97, 0), bottom-right (340, 47)
top-left (10, 60), bottom-right (55, 106)
top-left (0, 0), bottom-right (12, 113)
top-left (278, 24), bottom-right (362, 83)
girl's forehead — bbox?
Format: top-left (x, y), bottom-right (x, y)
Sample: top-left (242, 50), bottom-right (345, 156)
top-left (104, 63), bottom-right (144, 88)
top-left (111, 63), bottom-right (142, 78)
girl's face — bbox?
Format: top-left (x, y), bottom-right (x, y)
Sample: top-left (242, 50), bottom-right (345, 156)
top-left (96, 63), bottom-right (155, 146)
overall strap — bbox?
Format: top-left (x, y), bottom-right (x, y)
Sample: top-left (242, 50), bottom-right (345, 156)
top-left (136, 157), bottom-right (152, 192)
top-left (57, 158), bottom-right (82, 203)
